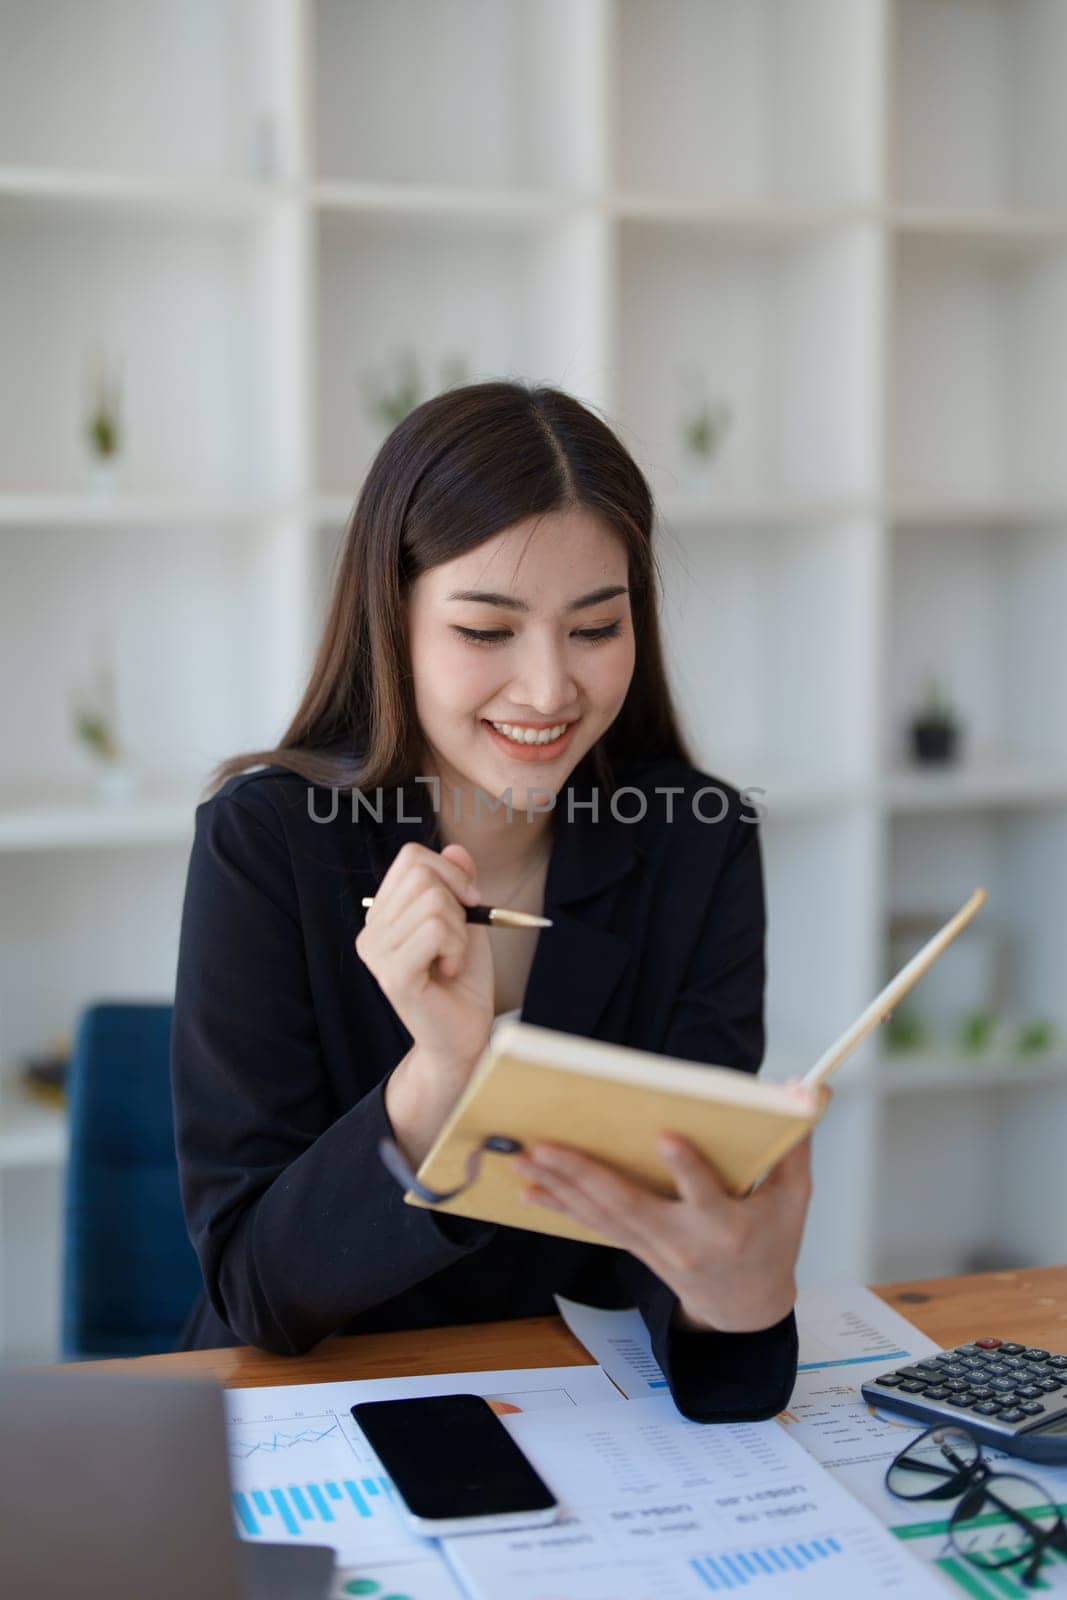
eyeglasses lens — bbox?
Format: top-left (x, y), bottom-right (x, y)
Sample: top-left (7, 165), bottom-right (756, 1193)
top-left (888, 1426), bottom-right (980, 1501)
top-left (950, 1471), bottom-right (1060, 1572)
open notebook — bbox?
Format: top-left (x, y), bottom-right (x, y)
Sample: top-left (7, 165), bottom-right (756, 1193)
top-left (404, 888), bottom-right (987, 1246)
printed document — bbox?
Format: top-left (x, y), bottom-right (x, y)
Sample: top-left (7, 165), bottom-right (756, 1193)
top-left (443, 1393), bottom-right (946, 1598)
top-left (224, 1362), bottom-right (619, 1588)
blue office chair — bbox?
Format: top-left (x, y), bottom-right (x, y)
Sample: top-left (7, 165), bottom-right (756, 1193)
top-left (61, 1001), bottom-right (203, 1360)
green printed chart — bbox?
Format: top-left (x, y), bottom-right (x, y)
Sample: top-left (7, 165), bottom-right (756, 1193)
top-left (339, 1578), bottom-right (411, 1599)
top-left (328, 1558), bottom-right (467, 1600)
top-left (893, 1503), bottom-right (1067, 1598)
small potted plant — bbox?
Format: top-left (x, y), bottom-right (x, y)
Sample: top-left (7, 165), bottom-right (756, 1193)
top-left (69, 644), bottom-right (137, 804)
top-left (885, 1007), bottom-right (927, 1054)
top-left (362, 350), bottom-right (470, 438)
top-left (1016, 1017), bottom-right (1058, 1055)
top-left (676, 368), bottom-right (733, 497)
top-left (84, 350), bottom-right (123, 495)
top-left (956, 1009), bottom-right (996, 1055)
top-left (909, 677), bottom-right (962, 766)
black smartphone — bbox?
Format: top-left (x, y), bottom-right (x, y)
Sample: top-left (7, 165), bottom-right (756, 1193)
top-left (350, 1393), bottom-right (560, 1536)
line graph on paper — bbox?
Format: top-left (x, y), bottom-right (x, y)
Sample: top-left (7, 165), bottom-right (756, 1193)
top-left (224, 1383), bottom-right (589, 1565)
top-left (226, 1409), bottom-right (415, 1562)
top-left (227, 1385), bottom-right (556, 1469)
top-left (227, 1413), bottom-right (352, 1464)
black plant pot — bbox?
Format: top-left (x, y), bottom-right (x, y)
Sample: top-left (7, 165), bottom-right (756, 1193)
top-left (911, 721), bottom-right (960, 765)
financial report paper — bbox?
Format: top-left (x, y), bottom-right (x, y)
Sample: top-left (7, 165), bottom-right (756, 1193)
top-left (442, 1393), bottom-right (945, 1598)
top-left (220, 1287), bottom-right (970, 1598)
top-left (558, 1282), bottom-right (1067, 1596)
top-left (224, 1362), bottom-right (619, 1592)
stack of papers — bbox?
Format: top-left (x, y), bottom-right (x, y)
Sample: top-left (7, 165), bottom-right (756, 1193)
top-left (224, 1364), bottom-right (618, 1599)
top-left (222, 1281), bottom-right (990, 1597)
top-left (221, 1279), bottom-right (1067, 1596)
top-left (441, 1388), bottom-right (944, 1597)
top-left (556, 1283), bottom-right (1067, 1597)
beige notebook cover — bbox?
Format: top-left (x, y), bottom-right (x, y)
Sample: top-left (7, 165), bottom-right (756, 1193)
top-left (406, 887), bottom-right (986, 1246)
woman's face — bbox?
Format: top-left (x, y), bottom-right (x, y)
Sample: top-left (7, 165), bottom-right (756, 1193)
top-left (407, 508), bottom-right (636, 809)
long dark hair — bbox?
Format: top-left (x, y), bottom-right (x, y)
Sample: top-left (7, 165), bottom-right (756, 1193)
top-left (205, 381), bottom-right (693, 800)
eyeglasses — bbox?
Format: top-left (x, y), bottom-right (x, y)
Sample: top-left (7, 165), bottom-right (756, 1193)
top-left (378, 1134), bottom-right (523, 1204)
top-left (886, 1423), bottom-right (1067, 1588)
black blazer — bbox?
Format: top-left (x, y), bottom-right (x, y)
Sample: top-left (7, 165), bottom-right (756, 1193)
top-left (170, 748), bottom-right (798, 1421)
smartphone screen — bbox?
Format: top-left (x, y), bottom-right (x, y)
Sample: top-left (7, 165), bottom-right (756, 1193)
top-left (351, 1394), bottom-right (558, 1524)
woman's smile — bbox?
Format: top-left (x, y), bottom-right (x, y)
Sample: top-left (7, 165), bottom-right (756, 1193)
top-left (480, 717), bottom-right (580, 762)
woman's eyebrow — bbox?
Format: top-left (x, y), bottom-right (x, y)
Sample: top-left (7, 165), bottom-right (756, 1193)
top-left (445, 585), bottom-right (629, 613)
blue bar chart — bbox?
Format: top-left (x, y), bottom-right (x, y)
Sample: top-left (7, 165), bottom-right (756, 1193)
top-left (225, 1407), bottom-right (422, 1563)
top-left (234, 1474), bottom-right (395, 1538)
top-left (690, 1536), bottom-right (842, 1591)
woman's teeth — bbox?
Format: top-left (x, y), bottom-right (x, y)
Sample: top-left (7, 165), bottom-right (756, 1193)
top-left (490, 721), bottom-right (570, 746)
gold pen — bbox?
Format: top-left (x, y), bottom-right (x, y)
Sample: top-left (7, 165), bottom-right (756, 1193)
top-left (360, 896), bottom-right (552, 929)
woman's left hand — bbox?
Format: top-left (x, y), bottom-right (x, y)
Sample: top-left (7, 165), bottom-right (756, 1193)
top-left (510, 1085), bottom-right (827, 1335)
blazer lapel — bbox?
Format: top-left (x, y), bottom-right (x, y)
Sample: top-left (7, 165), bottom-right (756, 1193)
top-left (360, 781), bottom-right (439, 886)
top-left (520, 770), bottom-right (640, 1041)
top-left (521, 906), bottom-right (632, 1041)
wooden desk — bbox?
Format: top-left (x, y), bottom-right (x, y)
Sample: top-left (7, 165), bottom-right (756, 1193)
top-left (66, 1263), bottom-right (1067, 1388)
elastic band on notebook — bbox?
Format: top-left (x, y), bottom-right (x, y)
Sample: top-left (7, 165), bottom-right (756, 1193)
top-left (378, 1134), bottom-right (524, 1204)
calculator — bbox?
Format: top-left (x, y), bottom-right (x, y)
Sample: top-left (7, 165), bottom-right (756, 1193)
top-left (861, 1339), bottom-right (1067, 1461)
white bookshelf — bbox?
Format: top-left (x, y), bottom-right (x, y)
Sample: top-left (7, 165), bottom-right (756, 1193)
top-left (2, 0), bottom-right (1066, 1360)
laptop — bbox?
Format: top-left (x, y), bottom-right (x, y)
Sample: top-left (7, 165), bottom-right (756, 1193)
top-left (0, 1367), bottom-right (334, 1600)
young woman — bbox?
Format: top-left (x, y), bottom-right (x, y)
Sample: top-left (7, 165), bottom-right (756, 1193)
top-left (171, 380), bottom-right (819, 1422)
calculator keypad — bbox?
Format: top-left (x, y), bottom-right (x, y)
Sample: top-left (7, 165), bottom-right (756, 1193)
top-left (864, 1338), bottom-right (1067, 1453)
top-left (863, 1331), bottom-right (1067, 1459)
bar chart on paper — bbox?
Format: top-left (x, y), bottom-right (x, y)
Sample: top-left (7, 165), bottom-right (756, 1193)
top-left (449, 1518), bottom-right (934, 1599)
top-left (226, 1408), bottom-right (415, 1565)
top-left (222, 1364), bottom-right (621, 1571)
top-left (689, 1536), bottom-right (843, 1590)
top-left (444, 1397), bottom-right (949, 1600)
top-left (232, 1462), bottom-right (395, 1539)
top-left (226, 1409), bottom-right (477, 1599)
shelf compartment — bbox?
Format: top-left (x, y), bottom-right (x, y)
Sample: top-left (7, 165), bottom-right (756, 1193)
top-left (871, 1082), bottom-right (1067, 1282)
top-left (659, 518), bottom-right (880, 793)
top-left (316, 208), bottom-right (610, 494)
top-left (891, 0), bottom-right (1067, 214)
top-left (761, 809), bottom-right (882, 1065)
top-left (0, 0), bottom-right (295, 182)
top-left (0, 206), bottom-right (283, 498)
top-left (887, 811), bottom-right (1067, 1047)
top-left (0, 523), bottom-right (300, 792)
top-left (313, 0), bottom-right (603, 190)
top-left (888, 521), bottom-right (1067, 773)
top-left (618, 219), bottom-right (881, 502)
top-left (612, 0), bottom-right (883, 207)
top-left (891, 233), bottom-right (1067, 508)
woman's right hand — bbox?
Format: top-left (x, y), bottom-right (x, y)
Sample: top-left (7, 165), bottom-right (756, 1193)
top-left (355, 840), bottom-right (495, 1074)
